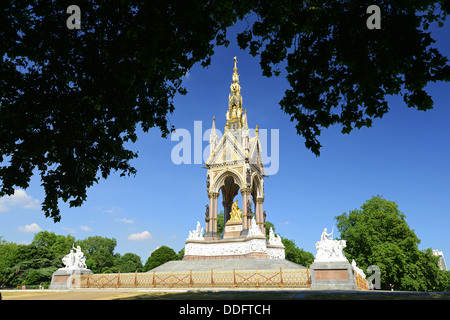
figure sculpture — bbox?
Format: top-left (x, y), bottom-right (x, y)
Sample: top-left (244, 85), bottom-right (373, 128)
top-left (315, 228), bottom-right (347, 262)
top-left (320, 228), bottom-right (333, 241)
top-left (268, 227), bottom-right (283, 245)
top-left (246, 169), bottom-right (251, 185)
top-left (205, 204), bottom-right (209, 219)
top-left (248, 217), bottom-right (263, 236)
top-left (247, 199), bottom-right (252, 215)
top-left (188, 221), bottom-right (204, 240)
top-left (62, 245), bottom-right (87, 269)
top-left (229, 200), bottom-right (242, 222)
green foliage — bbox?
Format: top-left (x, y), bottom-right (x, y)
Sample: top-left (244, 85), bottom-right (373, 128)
top-left (32, 231), bottom-right (75, 259)
top-left (0, 231), bottom-right (76, 287)
top-left (0, 232), bottom-right (144, 287)
top-left (177, 248), bottom-right (185, 260)
top-left (217, 211), bottom-right (224, 236)
top-left (77, 236), bottom-right (118, 273)
top-left (264, 222), bottom-right (314, 267)
top-left (0, 1), bottom-right (248, 222)
top-left (265, 221), bottom-right (275, 239)
top-left (446, 271), bottom-right (450, 291)
top-left (0, 241), bottom-right (24, 271)
top-left (281, 238), bottom-right (314, 267)
top-left (114, 253), bottom-right (143, 273)
top-left (335, 195), bottom-right (449, 291)
top-left (239, 1), bottom-right (450, 156)
top-left (144, 246), bottom-right (178, 272)
top-left (0, 241), bottom-right (61, 287)
top-left (400, 248), bottom-right (449, 291)
top-left (1, 2), bottom-right (449, 220)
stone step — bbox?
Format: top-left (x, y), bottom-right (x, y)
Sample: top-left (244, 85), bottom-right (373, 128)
top-left (147, 258), bottom-right (306, 273)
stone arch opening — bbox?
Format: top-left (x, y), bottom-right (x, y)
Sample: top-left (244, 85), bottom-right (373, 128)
top-left (220, 176), bottom-right (240, 226)
top-left (212, 170), bottom-right (243, 194)
top-left (251, 174), bottom-right (265, 234)
top-left (206, 170), bottom-right (256, 239)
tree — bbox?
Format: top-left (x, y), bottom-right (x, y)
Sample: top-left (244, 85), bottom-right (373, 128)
top-left (0, 241), bottom-right (21, 272)
top-left (446, 271), bottom-right (450, 291)
top-left (267, 223), bottom-right (314, 267)
top-left (1, 1), bottom-right (449, 221)
top-left (32, 231), bottom-right (75, 259)
top-left (77, 236), bottom-right (118, 273)
top-left (0, 241), bottom-right (60, 287)
top-left (281, 238), bottom-right (314, 267)
top-left (176, 247), bottom-right (185, 260)
top-left (0, 241), bottom-right (22, 287)
top-left (114, 253), bottom-right (143, 273)
top-left (237, 1), bottom-right (450, 156)
top-left (0, 1), bottom-right (245, 222)
top-left (1, 232), bottom-right (147, 286)
top-left (144, 246), bottom-right (178, 271)
top-left (335, 195), bottom-right (449, 291)
top-left (400, 248), bottom-right (449, 291)
top-left (217, 211), bottom-right (225, 236)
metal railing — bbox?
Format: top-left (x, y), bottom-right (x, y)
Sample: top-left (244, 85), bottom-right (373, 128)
top-left (74, 268), bottom-right (311, 289)
top-left (355, 273), bottom-right (369, 290)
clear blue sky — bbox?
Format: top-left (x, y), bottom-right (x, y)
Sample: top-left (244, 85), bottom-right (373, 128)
top-left (1, 19), bottom-right (449, 265)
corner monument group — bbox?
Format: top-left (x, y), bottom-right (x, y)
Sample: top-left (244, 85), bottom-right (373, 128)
top-left (50, 58), bottom-right (368, 291)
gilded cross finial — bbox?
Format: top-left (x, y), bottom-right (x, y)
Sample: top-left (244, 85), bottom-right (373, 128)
top-left (231, 57), bottom-right (240, 88)
top-left (227, 56), bottom-right (243, 128)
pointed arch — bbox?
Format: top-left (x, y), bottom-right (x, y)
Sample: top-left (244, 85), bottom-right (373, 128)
top-left (251, 174), bottom-right (263, 199)
top-left (212, 169), bottom-right (243, 194)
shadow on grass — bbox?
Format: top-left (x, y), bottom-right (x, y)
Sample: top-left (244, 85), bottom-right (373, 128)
top-left (114, 290), bottom-right (450, 300)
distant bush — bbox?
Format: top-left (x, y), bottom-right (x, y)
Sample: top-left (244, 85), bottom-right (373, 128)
top-left (144, 246), bottom-right (178, 271)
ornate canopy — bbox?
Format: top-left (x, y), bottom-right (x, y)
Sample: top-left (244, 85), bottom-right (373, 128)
top-left (203, 57), bottom-right (266, 239)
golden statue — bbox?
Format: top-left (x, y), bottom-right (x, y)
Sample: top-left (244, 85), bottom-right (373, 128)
top-left (229, 200), bottom-right (242, 222)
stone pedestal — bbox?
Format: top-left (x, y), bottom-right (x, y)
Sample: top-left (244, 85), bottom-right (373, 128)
top-left (266, 243), bottom-right (286, 260)
top-left (223, 221), bottom-right (243, 239)
top-left (310, 261), bottom-right (358, 290)
top-left (309, 228), bottom-right (361, 290)
top-left (184, 235), bottom-right (270, 260)
top-left (49, 268), bottom-right (92, 290)
top-left (184, 218), bottom-right (285, 260)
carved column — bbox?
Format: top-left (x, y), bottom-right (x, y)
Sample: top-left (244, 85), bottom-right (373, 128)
top-left (240, 188), bottom-right (252, 236)
top-left (204, 203), bottom-right (210, 236)
top-left (256, 197), bottom-right (265, 234)
top-left (205, 192), bottom-right (219, 240)
top-left (205, 194), bottom-right (213, 239)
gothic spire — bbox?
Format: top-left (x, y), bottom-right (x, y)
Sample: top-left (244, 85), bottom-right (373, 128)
top-left (226, 57), bottom-right (243, 130)
top-left (209, 116), bottom-right (218, 156)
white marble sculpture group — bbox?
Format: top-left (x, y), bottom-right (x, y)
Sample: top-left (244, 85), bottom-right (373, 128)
top-left (62, 244), bottom-right (87, 269)
top-left (185, 218), bottom-right (285, 259)
top-left (314, 228), bottom-right (347, 262)
top-left (187, 221), bottom-right (204, 240)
